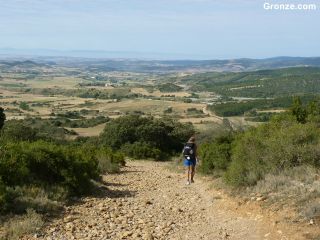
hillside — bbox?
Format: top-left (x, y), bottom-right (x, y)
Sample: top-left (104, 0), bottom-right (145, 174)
top-left (1, 57), bottom-right (320, 239)
top-left (1, 56), bottom-right (320, 73)
top-left (180, 67), bottom-right (320, 98)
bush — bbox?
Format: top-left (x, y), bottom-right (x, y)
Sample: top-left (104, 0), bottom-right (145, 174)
top-left (225, 120), bottom-right (320, 186)
top-left (0, 119), bottom-right (73, 142)
top-left (0, 141), bottom-right (99, 195)
top-left (100, 115), bottom-right (195, 160)
top-left (121, 142), bottom-right (166, 161)
top-left (0, 178), bottom-right (10, 212)
top-left (198, 134), bottom-right (233, 175)
top-left (19, 101), bottom-right (31, 111)
top-left (1, 121), bottom-right (37, 141)
top-left (97, 148), bottom-right (125, 173)
top-left (157, 83), bottom-right (182, 92)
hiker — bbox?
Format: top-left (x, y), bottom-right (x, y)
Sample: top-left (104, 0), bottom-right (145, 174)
top-left (182, 136), bottom-right (198, 185)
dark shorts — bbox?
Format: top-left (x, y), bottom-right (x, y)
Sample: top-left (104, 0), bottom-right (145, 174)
top-left (184, 158), bottom-right (196, 167)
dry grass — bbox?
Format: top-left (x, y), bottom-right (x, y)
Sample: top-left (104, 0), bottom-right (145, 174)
top-left (227, 116), bottom-right (261, 129)
top-left (1, 209), bottom-right (44, 240)
top-left (257, 109), bottom-right (287, 113)
top-left (252, 166), bottom-right (320, 221)
top-left (66, 123), bottom-right (107, 137)
top-left (180, 116), bottom-right (223, 124)
top-left (131, 88), bottom-right (191, 97)
top-left (26, 76), bottom-right (82, 89)
top-left (92, 99), bottom-right (205, 116)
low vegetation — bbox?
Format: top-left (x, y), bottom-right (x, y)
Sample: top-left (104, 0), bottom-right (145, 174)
top-left (20, 87), bottom-right (137, 101)
top-left (0, 110), bottom-right (126, 238)
top-left (52, 115), bottom-right (109, 128)
top-left (1, 119), bottom-right (76, 142)
top-left (200, 97), bottom-right (320, 186)
top-left (157, 83), bottom-right (183, 92)
top-left (100, 115), bottom-right (195, 160)
top-left (209, 94), bottom-right (319, 117)
top-left (0, 111), bottom-right (194, 238)
top-left (199, 97), bottom-right (320, 220)
top-left (181, 67), bottom-right (320, 98)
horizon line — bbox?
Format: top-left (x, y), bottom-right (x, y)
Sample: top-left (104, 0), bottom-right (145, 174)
top-left (0, 48), bottom-right (319, 61)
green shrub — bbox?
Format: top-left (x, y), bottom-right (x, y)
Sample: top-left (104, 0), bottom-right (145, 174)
top-left (0, 178), bottom-right (10, 212)
top-left (1, 119), bottom-right (72, 141)
top-left (121, 142), bottom-right (165, 161)
top-left (157, 83), bottom-right (182, 92)
top-left (19, 101), bottom-right (31, 111)
top-left (97, 148), bottom-right (125, 173)
top-left (225, 121), bottom-right (320, 186)
top-left (199, 98), bottom-right (320, 189)
top-left (291, 96), bottom-right (307, 123)
top-left (0, 141), bottom-right (99, 195)
top-left (198, 134), bottom-right (233, 175)
top-left (100, 115), bottom-right (195, 160)
top-left (1, 121), bottom-right (37, 141)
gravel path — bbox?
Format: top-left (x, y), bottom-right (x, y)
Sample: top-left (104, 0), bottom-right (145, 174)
top-left (30, 161), bottom-right (294, 240)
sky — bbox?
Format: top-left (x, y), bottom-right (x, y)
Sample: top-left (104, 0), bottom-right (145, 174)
top-left (0, 0), bottom-right (319, 59)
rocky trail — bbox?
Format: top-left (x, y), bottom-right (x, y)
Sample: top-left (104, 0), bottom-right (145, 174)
top-left (26, 161), bottom-right (307, 240)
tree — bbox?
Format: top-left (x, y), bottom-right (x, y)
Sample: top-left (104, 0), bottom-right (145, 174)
top-left (100, 115), bottom-right (195, 156)
top-left (307, 100), bottom-right (320, 116)
top-left (1, 121), bottom-right (37, 141)
top-left (0, 107), bottom-right (5, 130)
top-left (290, 97), bottom-right (307, 123)
top-left (19, 101), bottom-right (31, 111)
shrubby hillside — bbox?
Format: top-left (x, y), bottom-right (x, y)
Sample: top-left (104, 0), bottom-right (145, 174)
top-left (181, 67), bottom-right (320, 98)
top-left (0, 112), bottom-right (194, 218)
top-left (157, 83), bottom-right (183, 92)
top-left (210, 94), bottom-right (319, 117)
top-left (197, 97), bottom-right (320, 223)
top-left (199, 97), bottom-right (320, 187)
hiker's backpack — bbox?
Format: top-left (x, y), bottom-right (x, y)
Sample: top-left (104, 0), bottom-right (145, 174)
top-left (183, 143), bottom-right (195, 159)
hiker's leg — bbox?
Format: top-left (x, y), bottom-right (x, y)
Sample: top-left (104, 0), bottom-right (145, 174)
top-left (187, 166), bottom-right (192, 182)
top-left (191, 165), bottom-right (195, 181)
top-left (185, 166), bottom-right (190, 181)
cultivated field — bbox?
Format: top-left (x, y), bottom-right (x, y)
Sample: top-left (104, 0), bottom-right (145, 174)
top-left (0, 62), bottom-right (258, 137)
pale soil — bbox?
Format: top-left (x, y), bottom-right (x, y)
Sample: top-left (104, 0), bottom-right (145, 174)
top-left (66, 123), bottom-right (107, 138)
top-left (257, 110), bottom-right (287, 113)
top-left (179, 116), bottom-right (222, 124)
top-left (92, 99), bottom-right (205, 116)
top-left (21, 161), bottom-right (315, 240)
top-left (130, 88), bottom-right (191, 97)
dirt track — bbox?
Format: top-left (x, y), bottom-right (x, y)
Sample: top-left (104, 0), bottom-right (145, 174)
top-left (28, 161), bottom-right (304, 240)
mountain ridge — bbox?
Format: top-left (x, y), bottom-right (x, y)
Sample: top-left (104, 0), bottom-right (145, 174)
top-left (1, 55), bottom-right (320, 73)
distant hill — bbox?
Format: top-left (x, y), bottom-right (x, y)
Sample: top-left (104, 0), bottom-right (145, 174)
top-left (180, 67), bottom-right (320, 98)
top-left (157, 83), bottom-right (183, 92)
top-left (0, 52), bottom-right (320, 72)
top-left (0, 60), bottom-right (49, 68)
top-left (64, 57), bottom-right (320, 73)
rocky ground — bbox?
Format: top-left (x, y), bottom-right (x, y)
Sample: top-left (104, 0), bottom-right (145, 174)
top-left (23, 161), bottom-right (313, 240)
